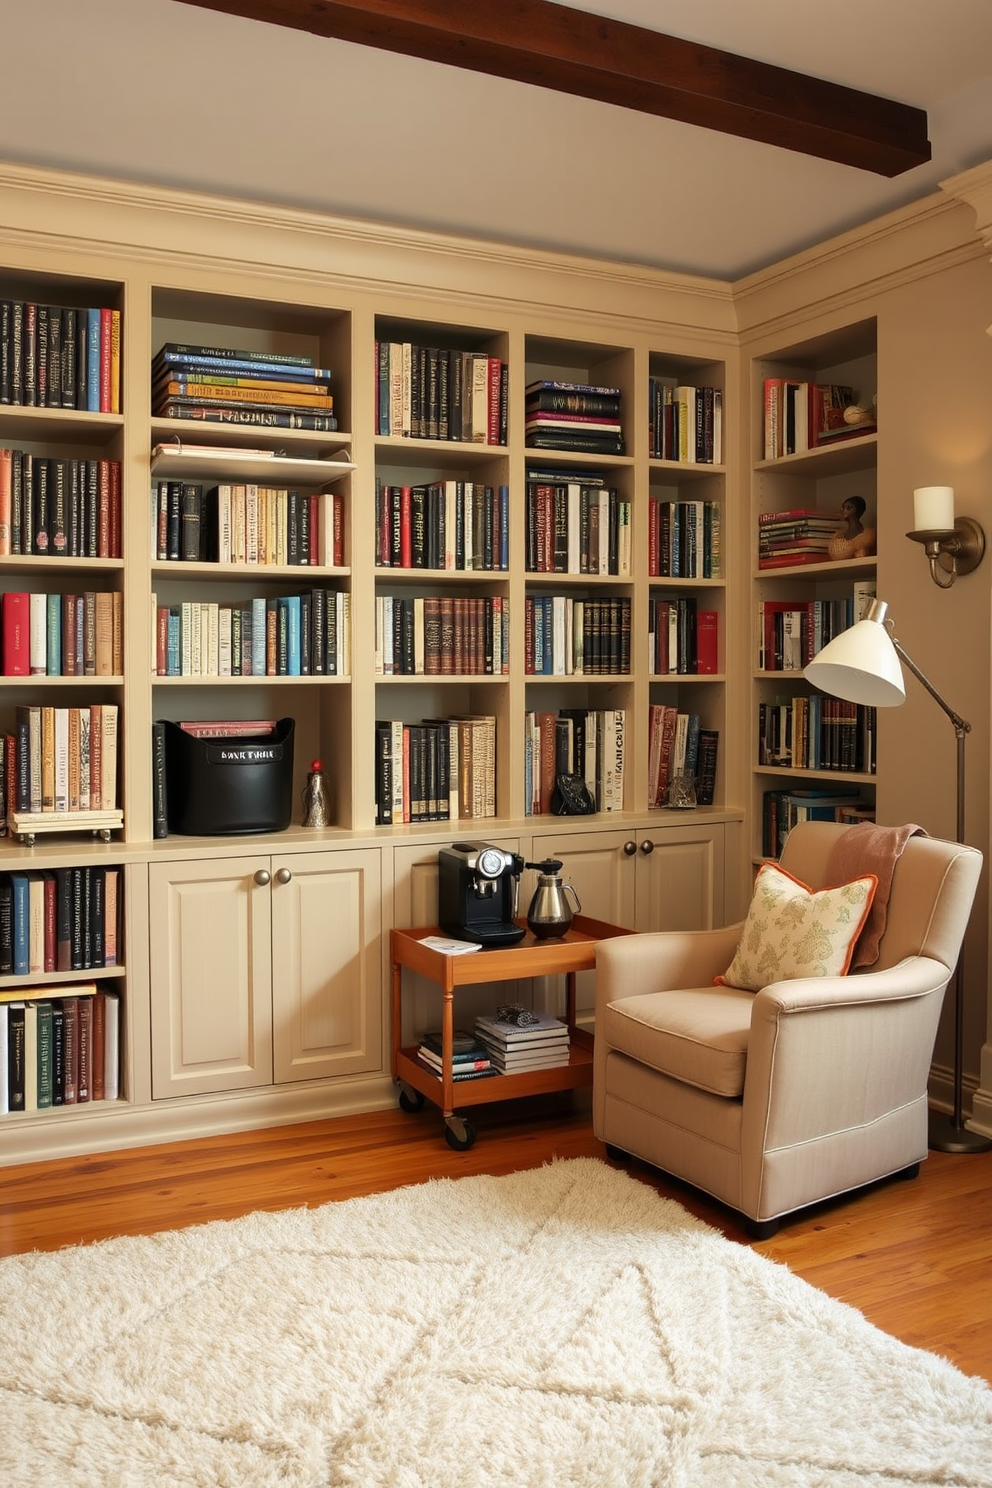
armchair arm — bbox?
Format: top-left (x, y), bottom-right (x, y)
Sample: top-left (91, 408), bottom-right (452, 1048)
top-left (742, 954), bottom-right (951, 1174)
top-left (595, 922), bottom-right (744, 1016)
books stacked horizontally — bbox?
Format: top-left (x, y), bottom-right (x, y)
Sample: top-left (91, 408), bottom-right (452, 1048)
top-left (475, 1011), bottom-right (570, 1072)
top-left (416, 1028), bottom-right (497, 1082)
top-left (152, 343), bottom-right (338, 432)
top-left (758, 508), bottom-right (839, 569)
top-left (525, 381), bottom-right (624, 456)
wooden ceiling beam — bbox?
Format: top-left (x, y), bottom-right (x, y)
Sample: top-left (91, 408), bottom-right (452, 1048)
top-left (175, 0), bottom-right (931, 177)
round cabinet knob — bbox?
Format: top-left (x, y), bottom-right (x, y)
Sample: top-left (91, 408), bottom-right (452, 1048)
top-left (254, 869), bottom-right (271, 886)
top-left (623, 840), bottom-right (637, 856)
top-left (639, 839), bottom-right (655, 855)
top-left (274, 867), bottom-right (292, 885)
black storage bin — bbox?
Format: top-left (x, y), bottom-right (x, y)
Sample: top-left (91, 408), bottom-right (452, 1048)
top-left (163, 718), bottom-right (295, 835)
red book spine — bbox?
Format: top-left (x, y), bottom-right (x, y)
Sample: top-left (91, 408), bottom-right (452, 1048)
top-left (0, 447), bottom-right (11, 556)
top-left (399, 485), bottom-right (413, 568)
top-left (44, 873), bottom-right (56, 972)
top-left (109, 460), bottom-right (122, 558)
top-left (487, 357), bottom-right (501, 444)
top-left (99, 308), bottom-right (112, 413)
top-left (2, 591), bottom-right (30, 675)
top-left (696, 610), bottom-right (719, 674)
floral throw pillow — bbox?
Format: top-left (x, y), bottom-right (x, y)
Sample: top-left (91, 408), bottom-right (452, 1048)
top-left (716, 862), bottom-right (878, 992)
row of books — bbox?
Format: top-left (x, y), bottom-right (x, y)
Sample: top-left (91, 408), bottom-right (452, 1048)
top-left (524, 595), bottom-right (631, 676)
top-left (374, 479), bottom-right (508, 572)
top-left (648, 498), bottom-right (722, 578)
top-left (0, 866), bottom-right (121, 974)
top-left (648, 707), bottom-right (718, 809)
top-left (524, 708), bottom-right (625, 815)
top-left (762, 789), bottom-right (874, 861)
top-left (1, 590), bottom-right (123, 679)
top-left (762, 379), bottom-right (872, 459)
top-left (153, 591), bottom-right (350, 678)
top-left (374, 595), bottom-right (508, 677)
top-left (374, 715), bottom-right (496, 824)
top-left (648, 597), bottom-right (718, 676)
top-left (0, 451), bottom-right (122, 558)
top-left (2, 704), bottom-right (119, 819)
top-left (758, 696), bottom-right (876, 774)
top-left (524, 475), bottom-right (630, 575)
top-left (756, 585), bottom-right (875, 671)
top-left (1, 988), bottom-right (120, 1115)
top-left (648, 379), bottom-right (724, 464)
top-left (758, 507), bottom-right (840, 568)
top-left (525, 380), bottom-right (623, 455)
top-left (375, 341), bottom-right (507, 444)
top-left (153, 342), bottom-right (338, 432)
top-left (151, 481), bottom-right (344, 568)
top-left (0, 300), bottom-right (121, 413)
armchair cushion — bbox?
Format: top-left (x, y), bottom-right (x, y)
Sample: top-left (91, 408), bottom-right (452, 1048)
top-left (716, 862), bottom-right (878, 992)
top-left (601, 985), bottom-right (754, 1097)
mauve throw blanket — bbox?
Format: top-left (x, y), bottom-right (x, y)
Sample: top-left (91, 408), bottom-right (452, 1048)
top-left (827, 822), bottom-right (928, 969)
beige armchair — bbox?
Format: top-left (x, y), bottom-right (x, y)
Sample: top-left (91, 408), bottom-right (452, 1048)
top-left (593, 821), bottom-right (983, 1237)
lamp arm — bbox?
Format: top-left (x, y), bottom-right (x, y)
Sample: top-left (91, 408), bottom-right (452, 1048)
top-left (890, 637), bottom-right (970, 737)
top-left (891, 634), bottom-right (968, 846)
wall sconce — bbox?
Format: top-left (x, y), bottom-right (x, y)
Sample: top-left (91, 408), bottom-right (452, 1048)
top-left (907, 486), bottom-right (986, 589)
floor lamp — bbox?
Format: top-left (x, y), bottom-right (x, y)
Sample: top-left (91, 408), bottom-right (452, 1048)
top-left (804, 596), bottom-right (992, 1154)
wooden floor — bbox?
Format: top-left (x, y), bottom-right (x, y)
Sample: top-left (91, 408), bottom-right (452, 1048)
top-left (3, 1092), bottom-right (991, 1386)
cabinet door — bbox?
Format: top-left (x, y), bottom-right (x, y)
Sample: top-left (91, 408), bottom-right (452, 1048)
top-left (271, 849), bottom-right (382, 1084)
top-left (148, 857), bottom-right (273, 1099)
top-left (634, 822), bottom-right (725, 933)
top-left (528, 828), bottom-right (637, 930)
top-left (528, 828), bottom-right (637, 1023)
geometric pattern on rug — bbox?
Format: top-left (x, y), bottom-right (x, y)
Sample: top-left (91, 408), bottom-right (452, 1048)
top-left (1, 1157), bottom-right (990, 1488)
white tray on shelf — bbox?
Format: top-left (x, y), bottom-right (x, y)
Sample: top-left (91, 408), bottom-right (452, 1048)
top-left (10, 810), bottom-right (124, 846)
top-left (150, 440), bottom-right (355, 485)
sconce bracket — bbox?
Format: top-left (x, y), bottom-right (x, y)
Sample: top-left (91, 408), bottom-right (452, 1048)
top-left (906, 516), bottom-right (986, 584)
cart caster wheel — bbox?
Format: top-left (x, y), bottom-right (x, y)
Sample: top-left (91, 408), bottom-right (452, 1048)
top-left (398, 1087), bottom-right (425, 1114)
top-left (444, 1116), bottom-right (476, 1151)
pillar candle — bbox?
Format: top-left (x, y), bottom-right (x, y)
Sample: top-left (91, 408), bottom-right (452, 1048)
top-left (913, 486), bottom-right (955, 531)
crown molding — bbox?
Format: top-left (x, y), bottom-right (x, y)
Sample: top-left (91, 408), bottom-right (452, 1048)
top-left (0, 161), bottom-right (736, 334)
top-left (732, 186), bottom-right (987, 343)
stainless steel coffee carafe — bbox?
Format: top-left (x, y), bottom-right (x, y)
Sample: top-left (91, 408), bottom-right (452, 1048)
top-left (525, 858), bottom-right (581, 939)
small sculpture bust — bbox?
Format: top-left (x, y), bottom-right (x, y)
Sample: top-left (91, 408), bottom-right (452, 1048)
top-left (828, 496), bottom-right (876, 560)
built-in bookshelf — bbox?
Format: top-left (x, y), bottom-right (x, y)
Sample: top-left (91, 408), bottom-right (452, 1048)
top-left (0, 265), bottom-right (128, 1123)
top-left (0, 167), bottom-right (748, 1159)
top-left (750, 318), bottom-right (879, 862)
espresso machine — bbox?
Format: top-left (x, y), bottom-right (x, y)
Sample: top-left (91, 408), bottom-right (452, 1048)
top-left (438, 843), bottom-right (526, 946)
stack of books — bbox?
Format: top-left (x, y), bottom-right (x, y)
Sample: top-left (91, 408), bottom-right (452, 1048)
top-left (524, 381), bottom-right (624, 455)
top-left (416, 1028), bottom-right (496, 1081)
top-left (474, 1012), bottom-right (570, 1072)
top-left (758, 508), bottom-right (839, 568)
top-left (152, 343), bottom-right (338, 432)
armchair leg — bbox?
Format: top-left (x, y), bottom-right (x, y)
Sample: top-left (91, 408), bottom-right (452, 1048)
top-left (604, 1144), bottom-right (629, 1163)
top-left (895, 1161), bottom-right (921, 1182)
top-left (744, 1216), bottom-right (780, 1241)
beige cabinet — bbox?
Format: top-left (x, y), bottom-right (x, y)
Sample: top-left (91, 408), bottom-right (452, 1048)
top-left (527, 819), bottom-right (728, 1019)
top-left (532, 820), bottom-right (726, 932)
top-left (149, 847), bottom-right (381, 1099)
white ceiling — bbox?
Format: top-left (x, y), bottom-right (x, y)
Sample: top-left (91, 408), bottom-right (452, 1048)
top-left (3, 0), bottom-right (992, 279)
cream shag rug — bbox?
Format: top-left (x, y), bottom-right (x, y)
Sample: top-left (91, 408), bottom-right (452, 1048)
top-left (1, 1158), bottom-right (990, 1488)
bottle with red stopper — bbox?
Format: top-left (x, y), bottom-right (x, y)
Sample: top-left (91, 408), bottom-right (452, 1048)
top-left (302, 757), bottom-right (329, 828)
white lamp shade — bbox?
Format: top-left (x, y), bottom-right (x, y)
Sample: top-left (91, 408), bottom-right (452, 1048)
top-left (803, 617), bottom-right (907, 707)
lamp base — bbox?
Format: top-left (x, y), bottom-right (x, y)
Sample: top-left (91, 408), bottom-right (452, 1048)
top-left (928, 1109), bottom-right (992, 1153)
